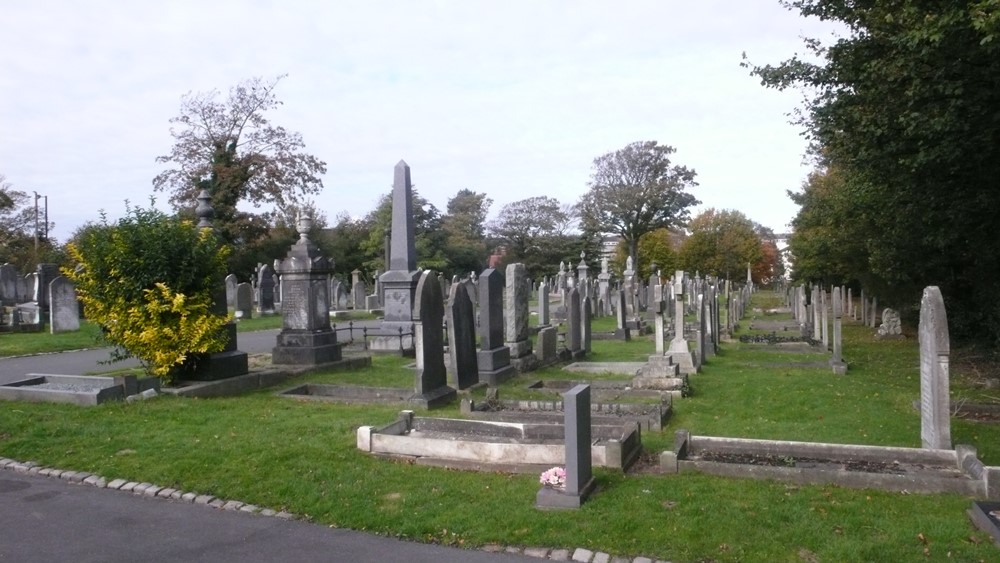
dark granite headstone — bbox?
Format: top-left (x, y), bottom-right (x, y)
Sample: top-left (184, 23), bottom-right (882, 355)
top-left (411, 270), bottom-right (455, 408)
top-left (536, 383), bottom-right (596, 509)
top-left (447, 282), bottom-right (479, 390)
top-left (477, 268), bottom-right (514, 385)
top-left (234, 283), bottom-right (253, 319)
top-left (256, 264), bottom-right (275, 314)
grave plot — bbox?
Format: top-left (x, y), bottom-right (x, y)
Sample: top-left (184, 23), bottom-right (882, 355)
top-left (662, 431), bottom-right (999, 498)
top-left (459, 389), bottom-right (671, 431)
top-left (528, 378), bottom-right (681, 401)
top-left (357, 410), bottom-right (642, 472)
top-left (0, 374), bottom-right (159, 406)
top-left (279, 383), bottom-right (412, 405)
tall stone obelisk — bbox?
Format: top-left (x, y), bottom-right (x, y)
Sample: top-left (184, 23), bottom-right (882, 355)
top-left (373, 160), bottom-right (420, 350)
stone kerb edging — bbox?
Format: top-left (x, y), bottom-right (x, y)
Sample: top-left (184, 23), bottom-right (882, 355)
top-left (0, 456), bottom-right (295, 519)
top-left (0, 456), bottom-right (670, 563)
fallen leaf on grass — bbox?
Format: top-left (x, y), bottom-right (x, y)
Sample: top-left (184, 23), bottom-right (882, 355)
top-left (661, 500), bottom-right (677, 509)
top-left (797, 547), bottom-right (819, 563)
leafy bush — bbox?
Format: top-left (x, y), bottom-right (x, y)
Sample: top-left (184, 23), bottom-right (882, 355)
top-left (65, 203), bottom-right (231, 380)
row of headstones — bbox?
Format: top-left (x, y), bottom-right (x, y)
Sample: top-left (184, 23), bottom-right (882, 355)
top-left (646, 270), bottom-right (727, 371)
top-left (411, 263), bottom-right (594, 404)
top-left (0, 274), bottom-right (81, 334)
top-left (0, 262), bottom-right (62, 311)
top-left (225, 265), bottom-right (392, 319)
top-left (787, 283), bottom-right (952, 449)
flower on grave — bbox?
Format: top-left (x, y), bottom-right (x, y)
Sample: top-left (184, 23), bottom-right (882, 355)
top-left (539, 466), bottom-right (566, 489)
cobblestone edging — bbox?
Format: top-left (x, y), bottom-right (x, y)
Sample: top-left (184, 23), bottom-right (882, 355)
top-left (0, 457), bottom-right (670, 563)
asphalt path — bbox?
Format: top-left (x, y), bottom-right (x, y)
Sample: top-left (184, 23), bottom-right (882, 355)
top-left (0, 321), bottom-right (383, 385)
top-left (0, 471), bottom-right (538, 563)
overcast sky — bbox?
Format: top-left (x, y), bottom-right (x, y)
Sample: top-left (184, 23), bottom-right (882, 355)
top-left (1, 1), bottom-right (841, 242)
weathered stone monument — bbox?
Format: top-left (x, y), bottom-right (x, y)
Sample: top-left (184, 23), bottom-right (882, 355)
top-left (234, 282), bottom-right (253, 319)
top-left (272, 215), bottom-right (342, 365)
top-left (411, 270), bottom-right (456, 408)
top-left (505, 263), bottom-right (538, 372)
top-left (446, 282), bottom-right (479, 390)
top-left (597, 257), bottom-right (612, 316)
top-left (537, 281), bottom-right (550, 327)
top-left (0, 263), bottom-right (19, 306)
top-left (536, 384), bottom-right (596, 510)
top-left (375, 161), bottom-right (421, 350)
top-left (667, 270), bottom-right (695, 374)
top-left (830, 286), bottom-right (847, 375)
top-left (919, 286), bottom-right (951, 450)
top-left (187, 189), bottom-right (248, 380)
top-left (477, 268), bottom-right (515, 385)
top-left (256, 264), bottom-right (276, 314)
top-left (48, 276), bottom-right (79, 333)
top-left (351, 270), bottom-right (367, 310)
top-left (566, 287), bottom-right (584, 359)
top-left (876, 308), bottom-right (903, 339)
top-left (224, 274), bottom-right (238, 309)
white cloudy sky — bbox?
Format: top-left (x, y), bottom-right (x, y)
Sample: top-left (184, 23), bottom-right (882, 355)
top-left (1, 1), bottom-right (841, 242)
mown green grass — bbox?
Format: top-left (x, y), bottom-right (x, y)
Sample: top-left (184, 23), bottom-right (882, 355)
top-left (1, 291), bottom-right (998, 561)
top-left (0, 321), bottom-right (105, 357)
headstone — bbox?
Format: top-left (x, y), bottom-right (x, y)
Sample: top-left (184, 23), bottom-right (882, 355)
top-left (225, 274), bottom-right (238, 309)
top-left (667, 270), bottom-right (695, 374)
top-left (830, 286), bottom-right (847, 374)
top-left (537, 281), bottom-right (550, 326)
top-left (566, 287), bottom-right (583, 359)
top-left (411, 270), bottom-right (456, 408)
top-left (48, 276), bottom-right (80, 333)
top-left (351, 270), bottom-right (367, 310)
top-left (876, 308), bottom-right (903, 339)
top-left (505, 263), bottom-right (537, 371)
top-left (919, 286), bottom-right (951, 450)
top-left (234, 283), bottom-right (253, 319)
top-left (272, 215), bottom-right (342, 365)
top-left (535, 325), bottom-right (558, 367)
top-left (256, 264), bottom-right (276, 314)
top-left (0, 263), bottom-right (18, 305)
top-left (581, 295), bottom-right (592, 354)
top-left (613, 288), bottom-right (631, 341)
top-left (376, 160), bottom-right (421, 350)
top-left (446, 282), bottom-right (479, 390)
top-left (536, 384), bottom-right (596, 509)
top-left (477, 268), bottom-right (515, 385)
top-left (34, 263), bottom-right (60, 312)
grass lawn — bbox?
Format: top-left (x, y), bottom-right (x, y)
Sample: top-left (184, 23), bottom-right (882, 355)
top-left (0, 321), bottom-right (105, 357)
top-left (1, 291), bottom-right (999, 561)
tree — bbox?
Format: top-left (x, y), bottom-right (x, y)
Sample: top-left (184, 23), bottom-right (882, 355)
top-left (360, 189), bottom-right (448, 277)
top-left (153, 75), bottom-right (327, 276)
top-left (0, 174), bottom-right (59, 271)
top-left (678, 209), bottom-right (763, 282)
top-left (749, 1), bottom-right (1000, 341)
top-left (65, 203), bottom-right (230, 380)
top-left (488, 196), bottom-right (570, 258)
top-left (578, 141), bottom-right (700, 268)
top-left (441, 189), bottom-right (492, 275)
top-left (611, 228), bottom-right (682, 279)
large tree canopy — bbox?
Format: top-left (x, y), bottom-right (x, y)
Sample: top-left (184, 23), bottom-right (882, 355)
top-left (750, 0), bottom-right (1000, 341)
top-left (154, 75), bottom-right (325, 215)
top-left (578, 141), bottom-right (699, 269)
top-left (678, 209), bottom-right (765, 282)
top-left (488, 196), bottom-right (593, 280)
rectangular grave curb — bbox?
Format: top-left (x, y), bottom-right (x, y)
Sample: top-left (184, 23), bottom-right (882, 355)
top-left (461, 396), bottom-right (670, 431)
top-left (161, 355), bottom-right (371, 398)
top-left (358, 413), bottom-right (641, 471)
top-left (0, 374), bottom-right (159, 406)
top-left (278, 383), bottom-right (412, 405)
top-left (666, 432), bottom-right (996, 498)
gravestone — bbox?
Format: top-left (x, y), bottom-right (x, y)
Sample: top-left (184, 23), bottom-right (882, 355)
top-left (375, 161), bottom-right (421, 350)
top-left (477, 268), bottom-right (515, 385)
top-left (411, 270), bottom-right (456, 408)
top-left (536, 384), bottom-right (596, 510)
top-left (581, 295), bottom-right (592, 354)
top-left (225, 274), bottom-right (238, 310)
top-left (613, 288), bottom-right (631, 340)
top-left (597, 257), bottom-right (612, 316)
top-left (186, 188), bottom-right (249, 380)
top-left (830, 286), bottom-right (847, 374)
top-left (667, 270), bottom-right (695, 374)
top-left (876, 308), bottom-right (903, 339)
top-left (272, 215), bottom-right (342, 365)
top-left (351, 270), bottom-right (367, 310)
top-left (0, 263), bottom-right (18, 306)
top-left (820, 289), bottom-right (829, 349)
top-left (566, 287), bottom-right (584, 359)
top-left (505, 263), bottom-right (537, 371)
top-left (535, 325), bottom-right (558, 367)
top-left (34, 263), bottom-right (60, 313)
top-left (329, 279), bottom-right (343, 311)
top-left (234, 283), bottom-right (253, 319)
top-left (256, 264), bottom-right (276, 314)
top-left (919, 286), bottom-right (951, 450)
top-left (48, 276), bottom-right (79, 333)
top-left (537, 281), bottom-right (550, 327)
top-left (446, 282), bottom-right (479, 390)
